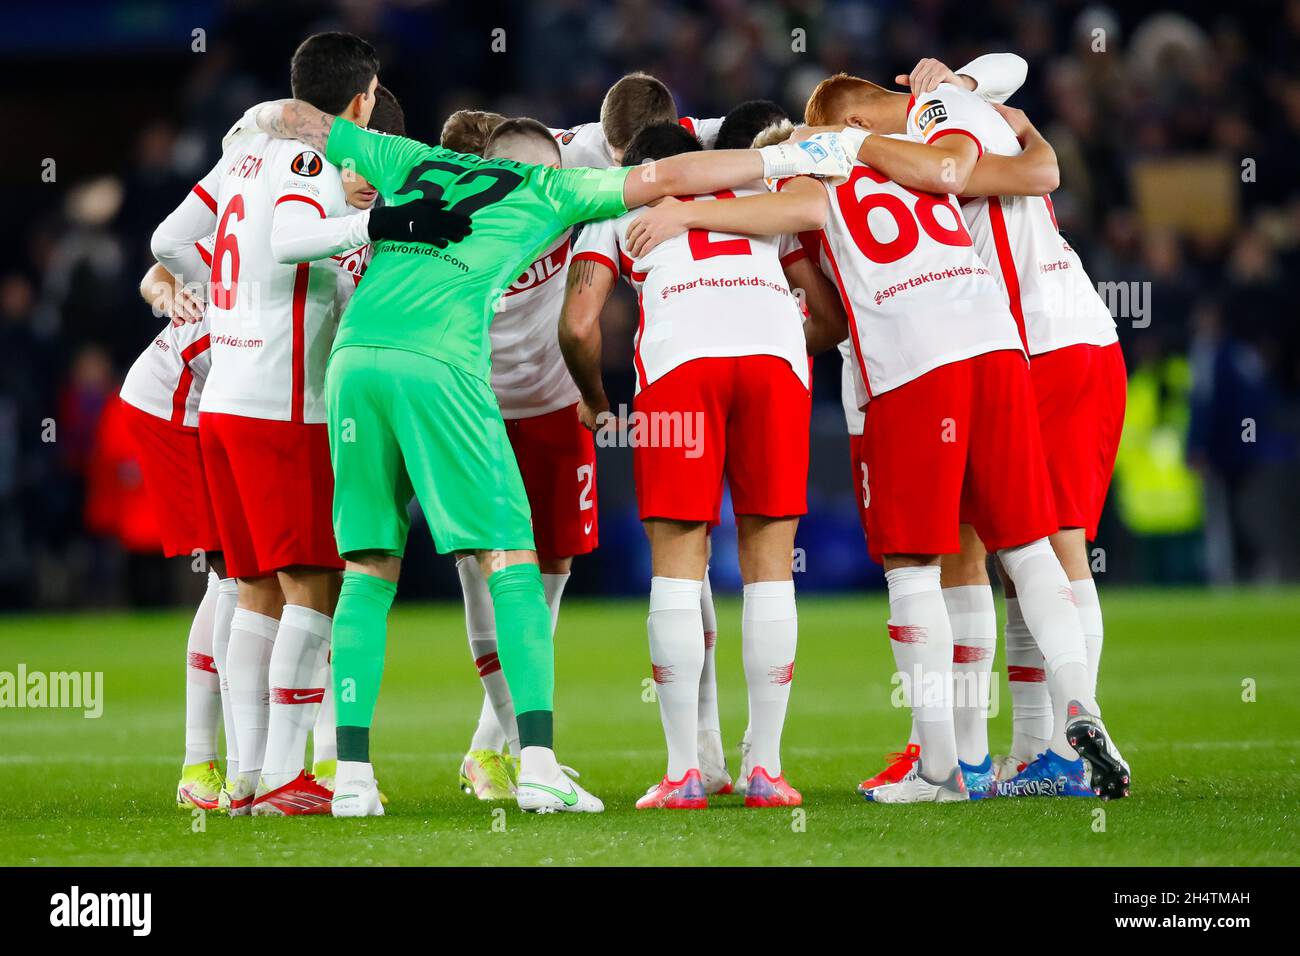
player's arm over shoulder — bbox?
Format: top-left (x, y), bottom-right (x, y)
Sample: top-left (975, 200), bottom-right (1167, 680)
top-left (540, 165), bottom-right (632, 227)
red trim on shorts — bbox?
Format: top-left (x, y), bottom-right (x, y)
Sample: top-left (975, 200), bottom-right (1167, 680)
top-left (192, 183), bottom-right (217, 212)
top-left (170, 334), bottom-right (211, 425)
top-left (275, 194), bottom-right (326, 218)
top-left (987, 197), bottom-right (1028, 352)
top-left (572, 250), bottom-right (616, 275)
top-left (928, 128), bottom-right (983, 157)
top-left (290, 263), bottom-right (309, 423)
top-left (817, 229), bottom-right (874, 399)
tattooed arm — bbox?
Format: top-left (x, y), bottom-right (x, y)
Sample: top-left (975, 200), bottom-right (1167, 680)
top-left (255, 99), bottom-right (334, 153)
top-left (558, 253), bottom-right (618, 430)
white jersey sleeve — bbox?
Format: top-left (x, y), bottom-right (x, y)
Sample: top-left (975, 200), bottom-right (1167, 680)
top-left (956, 53), bottom-right (1028, 105)
top-left (151, 159), bottom-right (222, 286)
top-left (574, 189), bottom-right (808, 393)
top-left (907, 84), bottom-right (1117, 355)
top-left (678, 116), bottom-right (723, 148)
top-left (199, 134), bottom-right (359, 423)
top-left (121, 237), bottom-right (215, 428)
top-left (549, 124), bottom-right (616, 169)
top-left (806, 163), bottom-right (1022, 401)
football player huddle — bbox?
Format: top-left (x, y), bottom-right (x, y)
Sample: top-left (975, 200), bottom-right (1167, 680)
top-left (125, 30), bottom-right (1128, 819)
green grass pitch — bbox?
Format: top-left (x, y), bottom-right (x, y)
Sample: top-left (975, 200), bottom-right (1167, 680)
top-left (1, 589), bottom-right (1297, 866)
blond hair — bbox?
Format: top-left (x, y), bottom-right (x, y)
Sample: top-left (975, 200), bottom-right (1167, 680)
top-left (750, 119), bottom-right (796, 149)
top-left (440, 109), bottom-right (507, 155)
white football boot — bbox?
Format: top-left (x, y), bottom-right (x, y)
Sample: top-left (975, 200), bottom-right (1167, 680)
top-left (863, 766), bottom-right (969, 804)
top-left (516, 764), bottom-right (604, 814)
top-left (331, 762), bottom-right (384, 817)
top-left (698, 729), bottom-right (734, 795)
top-left (735, 727), bottom-right (753, 796)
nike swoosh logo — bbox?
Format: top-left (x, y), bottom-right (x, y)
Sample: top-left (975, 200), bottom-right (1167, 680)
top-left (291, 693), bottom-right (318, 702)
top-left (521, 782), bottom-right (579, 806)
top-left (583, 522), bottom-right (593, 534)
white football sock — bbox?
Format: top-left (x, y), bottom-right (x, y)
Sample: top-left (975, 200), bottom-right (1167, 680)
top-left (226, 608), bottom-right (279, 779)
top-left (648, 576), bottom-right (705, 780)
top-left (182, 572), bottom-right (222, 765)
top-left (260, 605), bottom-right (331, 792)
top-left (541, 571), bottom-right (570, 633)
top-left (211, 577), bottom-right (239, 778)
top-left (519, 745), bottom-right (560, 780)
top-left (742, 580), bottom-right (797, 777)
top-left (457, 556), bottom-right (518, 755)
top-left (1004, 596), bottom-right (1052, 764)
top-left (697, 570), bottom-right (722, 736)
top-left (337, 759), bottom-right (374, 784)
top-left (998, 540), bottom-right (1095, 760)
top-left (1072, 577), bottom-right (1104, 698)
top-left (312, 660), bottom-right (337, 766)
top-left (885, 565), bottom-right (957, 780)
top-left (945, 584), bottom-right (996, 766)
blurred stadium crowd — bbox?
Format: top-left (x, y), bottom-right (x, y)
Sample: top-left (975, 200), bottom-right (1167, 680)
top-left (3, 0), bottom-right (1299, 608)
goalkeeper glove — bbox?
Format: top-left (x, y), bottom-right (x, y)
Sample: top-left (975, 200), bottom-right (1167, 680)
top-left (368, 198), bottom-right (472, 248)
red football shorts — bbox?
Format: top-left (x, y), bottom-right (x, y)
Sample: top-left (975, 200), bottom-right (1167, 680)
top-left (848, 431), bottom-right (870, 541)
top-left (505, 403), bottom-right (598, 561)
top-left (858, 349), bottom-right (1058, 563)
top-left (199, 412), bottom-right (343, 578)
top-left (633, 355), bottom-right (811, 523)
top-left (120, 398), bottom-right (221, 558)
top-left (1030, 341), bottom-right (1126, 541)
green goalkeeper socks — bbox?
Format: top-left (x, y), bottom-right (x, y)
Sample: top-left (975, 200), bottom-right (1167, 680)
top-left (333, 570), bottom-right (397, 763)
top-left (487, 563), bottom-right (555, 750)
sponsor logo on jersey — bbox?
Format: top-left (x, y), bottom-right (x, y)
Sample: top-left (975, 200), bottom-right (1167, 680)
top-left (504, 239), bottom-right (571, 296)
top-left (915, 98), bottom-right (948, 137)
top-left (290, 151), bottom-right (323, 177)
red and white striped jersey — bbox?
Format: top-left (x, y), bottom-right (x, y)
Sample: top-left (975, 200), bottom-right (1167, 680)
top-left (796, 163), bottom-right (1023, 403)
top-left (548, 116), bottom-right (722, 168)
top-left (905, 84), bottom-right (1117, 355)
top-left (489, 231), bottom-right (581, 419)
top-left (572, 188), bottom-right (809, 393)
top-left (120, 237), bottom-right (216, 428)
top-left (193, 133), bottom-right (365, 423)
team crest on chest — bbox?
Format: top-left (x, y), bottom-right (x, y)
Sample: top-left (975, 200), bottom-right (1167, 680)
top-left (290, 151), bottom-right (323, 176)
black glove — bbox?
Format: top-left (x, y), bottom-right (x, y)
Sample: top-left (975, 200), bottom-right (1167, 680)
top-left (367, 198), bottom-right (472, 248)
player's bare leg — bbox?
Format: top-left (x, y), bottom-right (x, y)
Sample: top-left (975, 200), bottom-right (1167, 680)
top-left (253, 566), bottom-right (340, 815)
top-left (224, 575), bottom-right (284, 814)
top-left (938, 526), bottom-right (997, 797)
top-left (864, 554), bottom-right (967, 804)
top-left (734, 515), bottom-right (801, 808)
top-left (637, 519), bottom-right (710, 809)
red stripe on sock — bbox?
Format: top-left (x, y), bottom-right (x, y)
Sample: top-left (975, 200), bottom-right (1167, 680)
top-left (1007, 665), bottom-right (1046, 683)
top-left (953, 645), bottom-right (992, 663)
top-left (269, 687), bottom-right (324, 705)
top-left (768, 661), bottom-right (795, 685)
top-left (475, 652), bottom-right (501, 677)
top-left (651, 663), bottom-right (674, 684)
top-left (888, 624), bottom-right (927, 644)
top-left (187, 652), bottom-right (217, 674)
top-left (704, 630), bottom-right (717, 650)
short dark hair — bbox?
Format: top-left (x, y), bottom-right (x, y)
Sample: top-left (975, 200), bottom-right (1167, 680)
top-left (368, 85), bottom-right (405, 136)
top-left (714, 99), bottom-right (789, 150)
top-left (483, 117), bottom-right (560, 161)
top-left (290, 32), bottom-right (379, 116)
top-left (601, 72), bottom-right (678, 151)
top-left (622, 122), bottom-right (702, 166)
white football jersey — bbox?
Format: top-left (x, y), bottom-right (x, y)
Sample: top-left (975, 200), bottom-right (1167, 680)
top-left (798, 164), bottom-right (1023, 402)
top-left (549, 116), bottom-right (722, 168)
top-left (905, 84), bottom-right (1117, 355)
top-left (197, 133), bottom-right (365, 423)
top-left (489, 231), bottom-right (581, 419)
top-left (121, 236), bottom-right (216, 428)
top-left (838, 338), bottom-right (865, 436)
top-left (572, 188), bottom-right (809, 392)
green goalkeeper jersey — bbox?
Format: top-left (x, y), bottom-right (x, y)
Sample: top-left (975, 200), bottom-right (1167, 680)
top-left (324, 117), bottom-right (630, 382)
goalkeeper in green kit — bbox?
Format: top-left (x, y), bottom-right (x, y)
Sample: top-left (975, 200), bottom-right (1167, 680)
top-left (254, 96), bottom-right (851, 815)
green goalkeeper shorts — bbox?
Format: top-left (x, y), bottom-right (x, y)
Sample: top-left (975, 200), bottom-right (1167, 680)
top-left (325, 345), bottom-right (536, 557)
